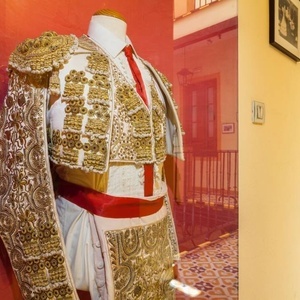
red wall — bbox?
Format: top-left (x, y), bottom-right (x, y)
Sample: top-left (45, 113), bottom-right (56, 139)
top-left (0, 0), bottom-right (173, 103)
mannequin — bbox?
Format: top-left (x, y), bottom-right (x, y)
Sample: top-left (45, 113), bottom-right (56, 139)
top-left (51, 9), bottom-right (182, 299)
top-left (88, 10), bottom-right (127, 43)
top-left (0, 8), bottom-right (184, 300)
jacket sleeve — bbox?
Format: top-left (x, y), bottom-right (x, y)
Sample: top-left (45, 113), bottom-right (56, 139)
top-left (0, 31), bottom-right (79, 300)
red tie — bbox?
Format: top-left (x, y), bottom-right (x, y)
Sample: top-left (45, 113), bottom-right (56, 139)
top-left (124, 45), bottom-right (148, 106)
top-left (124, 45), bottom-right (153, 197)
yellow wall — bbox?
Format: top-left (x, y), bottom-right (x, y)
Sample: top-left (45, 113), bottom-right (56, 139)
top-left (239, 1), bottom-right (300, 299)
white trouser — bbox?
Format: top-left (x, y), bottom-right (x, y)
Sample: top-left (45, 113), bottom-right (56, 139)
top-left (56, 196), bottom-right (168, 299)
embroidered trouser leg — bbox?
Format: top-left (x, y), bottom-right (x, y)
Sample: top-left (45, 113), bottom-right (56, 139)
top-left (93, 205), bottom-right (175, 299)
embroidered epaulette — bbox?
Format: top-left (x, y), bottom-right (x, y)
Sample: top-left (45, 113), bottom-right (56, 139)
top-left (8, 31), bottom-right (78, 74)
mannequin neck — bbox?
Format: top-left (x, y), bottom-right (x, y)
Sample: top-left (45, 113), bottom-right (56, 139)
top-left (88, 15), bottom-right (127, 43)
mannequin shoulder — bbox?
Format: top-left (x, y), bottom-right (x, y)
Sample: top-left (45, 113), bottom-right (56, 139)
top-left (8, 31), bottom-right (79, 74)
top-left (142, 60), bottom-right (174, 95)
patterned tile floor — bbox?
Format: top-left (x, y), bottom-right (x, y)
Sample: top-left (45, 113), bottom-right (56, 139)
top-left (175, 231), bottom-right (238, 300)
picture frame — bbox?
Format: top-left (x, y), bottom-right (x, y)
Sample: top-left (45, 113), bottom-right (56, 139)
top-left (222, 123), bottom-right (235, 134)
top-left (269, 0), bottom-right (300, 61)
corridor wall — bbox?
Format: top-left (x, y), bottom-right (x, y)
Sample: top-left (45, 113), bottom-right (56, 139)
top-left (239, 1), bottom-right (300, 299)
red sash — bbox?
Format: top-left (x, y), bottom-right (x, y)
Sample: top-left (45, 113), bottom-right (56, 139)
top-left (57, 180), bottom-right (164, 218)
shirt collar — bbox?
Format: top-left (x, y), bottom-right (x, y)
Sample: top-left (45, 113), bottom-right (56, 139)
top-left (87, 23), bottom-right (137, 58)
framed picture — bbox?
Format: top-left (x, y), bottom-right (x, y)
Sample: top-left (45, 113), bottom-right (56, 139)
top-left (269, 0), bottom-right (300, 61)
top-left (222, 123), bottom-right (235, 134)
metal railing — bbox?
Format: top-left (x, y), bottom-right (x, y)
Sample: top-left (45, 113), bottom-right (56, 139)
top-left (173, 150), bottom-right (238, 251)
top-left (174, 0), bottom-right (221, 21)
top-left (195, 0), bottom-right (220, 10)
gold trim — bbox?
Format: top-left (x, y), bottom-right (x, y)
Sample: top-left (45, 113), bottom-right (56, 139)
top-left (0, 70), bottom-right (78, 299)
top-left (49, 40), bottom-right (167, 173)
top-left (105, 215), bottom-right (174, 299)
top-left (9, 31), bottom-right (78, 74)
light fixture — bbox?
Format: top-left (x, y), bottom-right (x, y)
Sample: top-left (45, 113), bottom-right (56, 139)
top-left (177, 47), bottom-right (193, 86)
top-left (177, 67), bottom-right (193, 86)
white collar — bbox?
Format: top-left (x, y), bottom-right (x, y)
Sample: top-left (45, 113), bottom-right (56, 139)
top-left (87, 24), bottom-right (137, 59)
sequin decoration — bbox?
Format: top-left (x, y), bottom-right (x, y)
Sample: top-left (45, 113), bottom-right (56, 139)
top-left (105, 215), bottom-right (175, 299)
top-left (48, 37), bottom-right (169, 173)
top-left (86, 51), bottom-right (110, 75)
top-left (110, 66), bottom-right (167, 164)
top-left (8, 31), bottom-right (78, 74)
top-left (0, 69), bottom-right (78, 299)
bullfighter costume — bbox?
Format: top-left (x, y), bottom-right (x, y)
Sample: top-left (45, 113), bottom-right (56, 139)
top-left (0, 9), bottom-right (184, 300)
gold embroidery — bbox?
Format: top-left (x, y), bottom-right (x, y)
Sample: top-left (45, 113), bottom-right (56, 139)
top-left (61, 148), bottom-right (80, 165)
top-left (105, 216), bottom-right (174, 299)
top-left (49, 53), bottom-right (112, 172)
top-left (86, 51), bottom-right (110, 75)
top-left (116, 85), bottom-right (143, 113)
top-left (64, 115), bottom-right (84, 132)
top-left (48, 38), bottom-right (168, 173)
top-left (0, 70), bottom-right (77, 299)
top-left (52, 70), bottom-right (86, 166)
top-left (110, 68), bottom-right (167, 164)
top-left (84, 152), bottom-right (106, 170)
top-left (87, 74), bottom-right (110, 104)
top-left (153, 67), bottom-right (174, 98)
top-left (78, 35), bottom-right (98, 52)
top-left (49, 70), bottom-right (61, 95)
top-left (9, 31), bottom-right (77, 74)
top-left (85, 116), bottom-right (109, 135)
top-left (62, 70), bottom-right (86, 98)
top-left (151, 85), bottom-right (167, 162)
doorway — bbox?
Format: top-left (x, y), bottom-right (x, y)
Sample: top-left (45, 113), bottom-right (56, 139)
top-left (172, 17), bottom-right (238, 251)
